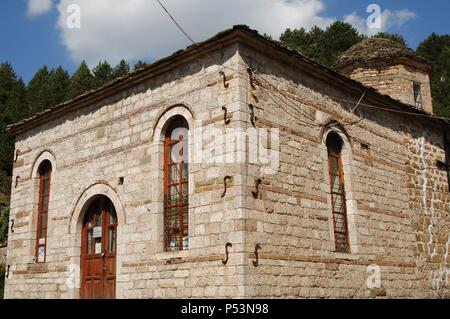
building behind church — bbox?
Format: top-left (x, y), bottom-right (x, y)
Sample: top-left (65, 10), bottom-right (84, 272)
top-left (3, 26), bottom-right (450, 299)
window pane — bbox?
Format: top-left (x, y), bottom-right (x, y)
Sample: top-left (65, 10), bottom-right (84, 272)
top-left (169, 164), bottom-right (180, 183)
top-left (43, 179), bottom-right (50, 194)
top-left (109, 207), bottom-right (117, 225)
top-left (330, 157), bottom-right (339, 173)
top-left (331, 175), bottom-right (341, 193)
top-left (169, 186), bottom-right (180, 205)
top-left (327, 138), bottom-right (349, 253)
top-left (170, 143), bottom-right (180, 164)
top-left (182, 185), bottom-right (188, 205)
top-left (38, 246), bottom-right (45, 262)
top-left (335, 232), bottom-right (348, 253)
top-left (95, 237), bottom-right (102, 254)
top-left (183, 236), bottom-right (189, 250)
top-left (332, 195), bottom-right (343, 212)
top-left (87, 230), bottom-right (93, 254)
top-left (42, 196), bottom-right (49, 211)
top-left (85, 208), bottom-right (93, 228)
top-left (108, 228), bottom-right (115, 253)
top-left (182, 162), bottom-right (188, 181)
top-left (39, 213), bottom-right (47, 231)
top-left (164, 118), bottom-right (189, 251)
top-left (95, 212), bottom-right (102, 227)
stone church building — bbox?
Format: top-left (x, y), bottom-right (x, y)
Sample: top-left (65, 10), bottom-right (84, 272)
top-left (4, 26), bottom-right (450, 298)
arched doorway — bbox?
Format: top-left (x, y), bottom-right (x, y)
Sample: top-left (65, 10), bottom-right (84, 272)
top-left (80, 196), bottom-right (117, 299)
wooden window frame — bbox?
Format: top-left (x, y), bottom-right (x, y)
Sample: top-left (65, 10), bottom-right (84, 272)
top-left (163, 118), bottom-right (189, 252)
top-left (35, 161), bottom-right (52, 263)
top-left (327, 133), bottom-right (350, 253)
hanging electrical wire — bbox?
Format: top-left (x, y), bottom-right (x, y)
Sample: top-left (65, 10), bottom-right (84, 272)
top-left (252, 72), bottom-right (325, 127)
top-left (156, 0), bottom-right (449, 126)
top-left (329, 91), bottom-right (366, 128)
top-left (156, 0), bottom-right (247, 78)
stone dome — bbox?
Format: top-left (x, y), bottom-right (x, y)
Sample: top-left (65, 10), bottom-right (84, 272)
top-left (334, 37), bottom-right (427, 70)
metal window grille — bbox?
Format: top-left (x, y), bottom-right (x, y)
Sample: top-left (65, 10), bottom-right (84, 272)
top-left (327, 133), bottom-right (350, 253)
top-left (164, 118), bottom-right (189, 251)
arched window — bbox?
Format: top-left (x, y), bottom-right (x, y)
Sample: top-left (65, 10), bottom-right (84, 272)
top-left (36, 160), bottom-right (52, 262)
top-left (326, 132), bottom-right (350, 253)
top-left (164, 117), bottom-right (189, 251)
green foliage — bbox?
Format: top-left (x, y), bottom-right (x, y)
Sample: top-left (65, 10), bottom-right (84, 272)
top-left (113, 59), bottom-right (130, 78)
top-left (48, 66), bottom-right (70, 107)
top-left (0, 58), bottom-right (135, 208)
top-left (133, 60), bottom-right (148, 71)
top-left (93, 61), bottom-right (114, 87)
top-left (0, 204), bottom-right (8, 243)
top-left (417, 33), bottom-right (450, 118)
top-left (0, 63), bottom-right (27, 200)
top-left (67, 60), bottom-right (94, 100)
top-left (27, 65), bottom-right (51, 115)
top-left (280, 22), bottom-right (365, 66)
top-left (27, 66), bottom-right (71, 114)
top-left (279, 24), bottom-right (449, 118)
top-left (372, 32), bottom-right (407, 46)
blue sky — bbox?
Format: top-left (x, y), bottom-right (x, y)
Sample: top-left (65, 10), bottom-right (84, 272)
top-left (1, 0), bottom-right (449, 83)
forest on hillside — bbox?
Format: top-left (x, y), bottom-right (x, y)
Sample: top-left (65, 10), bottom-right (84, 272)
top-left (0, 22), bottom-right (449, 247)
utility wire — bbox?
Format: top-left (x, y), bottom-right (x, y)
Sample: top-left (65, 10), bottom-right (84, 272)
top-left (330, 91), bottom-right (366, 128)
top-left (156, 0), bottom-right (246, 78)
top-left (256, 71), bottom-right (450, 122)
top-left (253, 72), bottom-right (325, 127)
top-left (256, 80), bottom-right (321, 129)
top-left (155, 0), bottom-right (449, 125)
top-left (156, 0), bottom-right (196, 45)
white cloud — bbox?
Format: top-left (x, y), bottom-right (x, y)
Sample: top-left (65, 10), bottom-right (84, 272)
top-left (50, 1), bottom-right (416, 66)
top-left (55, 0), bottom-right (335, 66)
top-left (27, 0), bottom-right (53, 17)
top-left (344, 9), bottom-right (416, 36)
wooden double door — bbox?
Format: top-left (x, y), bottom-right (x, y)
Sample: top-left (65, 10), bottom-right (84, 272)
top-left (80, 196), bottom-right (117, 299)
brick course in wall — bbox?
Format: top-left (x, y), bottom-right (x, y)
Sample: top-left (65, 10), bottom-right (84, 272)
top-left (4, 26), bottom-right (450, 299)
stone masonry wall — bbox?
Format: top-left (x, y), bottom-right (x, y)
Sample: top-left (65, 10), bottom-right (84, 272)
top-left (345, 63), bottom-right (433, 114)
top-left (239, 42), bottom-right (449, 298)
top-left (4, 36), bottom-right (449, 299)
top-left (5, 43), bottom-right (250, 299)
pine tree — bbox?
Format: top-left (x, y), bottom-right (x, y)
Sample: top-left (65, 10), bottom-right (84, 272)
top-left (48, 66), bottom-right (70, 107)
top-left (133, 60), bottom-right (147, 71)
top-left (113, 59), bottom-right (130, 78)
top-left (27, 65), bottom-right (51, 115)
top-left (280, 22), bottom-right (364, 66)
top-left (0, 63), bottom-right (27, 121)
top-left (417, 33), bottom-right (450, 66)
top-left (93, 61), bottom-right (114, 87)
top-left (67, 61), bottom-right (94, 100)
top-left (0, 63), bottom-right (27, 208)
top-left (417, 33), bottom-right (450, 118)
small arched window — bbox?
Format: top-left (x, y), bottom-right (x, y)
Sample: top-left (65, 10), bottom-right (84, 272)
top-left (36, 160), bottom-right (52, 262)
top-left (326, 132), bottom-right (350, 253)
top-left (164, 117), bottom-right (189, 251)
